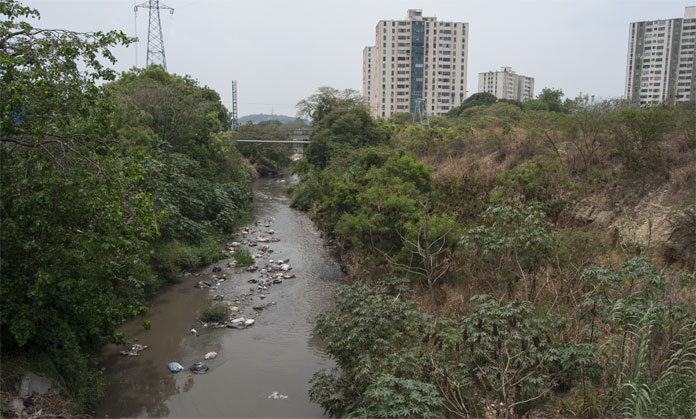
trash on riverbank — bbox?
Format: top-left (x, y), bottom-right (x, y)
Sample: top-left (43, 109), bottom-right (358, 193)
top-left (191, 328), bottom-right (199, 336)
top-left (204, 352), bottom-right (217, 360)
top-left (120, 343), bottom-right (148, 357)
top-left (168, 362), bottom-right (184, 373)
top-left (194, 281), bottom-right (212, 288)
top-left (190, 362), bottom-right (209, 374)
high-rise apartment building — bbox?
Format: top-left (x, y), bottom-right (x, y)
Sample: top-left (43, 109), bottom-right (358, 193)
top-left (625, 6), bottom-right (696, 104)
top-left (362, 9), bottom-right (469, 119)
top-left (478, 66), bottom-right (535, 101)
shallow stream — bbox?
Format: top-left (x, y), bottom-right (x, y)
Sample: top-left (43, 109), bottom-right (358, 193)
top-left (95, 174), bottom-right (343, 418)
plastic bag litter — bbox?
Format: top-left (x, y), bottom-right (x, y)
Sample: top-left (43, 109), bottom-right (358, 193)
top-left (168, 362), bottom-right (184, 373)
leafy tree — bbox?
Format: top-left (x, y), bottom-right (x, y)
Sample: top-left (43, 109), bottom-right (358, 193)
top-left (105, 66), bottom-right (232, 176)
top-left (494, 158), bottom-right (574, 217)
top-left (610, 106), bottom-right (675, 191)
top-left (304, 106), bottom-right (388, 169)
top-left (524, 88), bottom-right (574, 113)
top-left (310, 282), bottom-right (447, 418)
top-left (431, 295), bottom-right (595, 417)
top-left (565, 99), bottom-right (611, 175)
top-left (1, 0), bottom-right (156, 400)
top-left (460, 204), bottom-right (557, 300)
top-left (448, 92), bottom-right (497, 117)
top-left (379, 206), bottom-right (459, 310)
top-left (296, 86), bottom-right (363, 123)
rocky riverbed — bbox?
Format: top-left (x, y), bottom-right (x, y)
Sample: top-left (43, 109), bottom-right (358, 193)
top-left (95, 174), bottom-right (344, 418)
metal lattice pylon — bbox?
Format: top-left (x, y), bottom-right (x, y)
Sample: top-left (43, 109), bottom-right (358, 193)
top-left (135, 0), bottom-right (174, 70)
top-left (231, 80), bottom-right (239, 129)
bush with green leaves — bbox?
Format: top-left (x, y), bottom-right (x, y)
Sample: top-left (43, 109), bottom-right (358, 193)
top-left (233, 247), bottom-right (254, 267)
top-left (199, 302), bottom-right (231, 323)
top-left (460, 203), bottom-right (558, 299)
top-left (311, 281), bottom-right (593, 417)
top-left (493, 158), bottom-right (575, 217)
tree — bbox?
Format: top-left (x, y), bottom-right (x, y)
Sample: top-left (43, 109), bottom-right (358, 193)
top-left (565, 98), bottom-right (611, 175)
top-left (296, 86), bottom-right (363, 123)
top-left (304, 106), bottom-right (388, 169)
top-left (376, 205), bottom-right (458, 310)
top-left (610, 106), bottom-right (675, 191)
top-left (448, 92), bottom-right (498, 117)
top-left (524, 88), bottom-right (573, 113)
top-left (1, 0), bottom-right (156, 398)
top-left (459, 204), bottom-right (557, 300)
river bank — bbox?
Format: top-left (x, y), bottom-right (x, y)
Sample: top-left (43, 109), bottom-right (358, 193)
top-left (94, 174), bottom-right (344, 418)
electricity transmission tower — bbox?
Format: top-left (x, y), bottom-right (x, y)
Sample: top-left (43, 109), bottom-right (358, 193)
top-left (231, 80), bottom-right (239, 129)
top-left (412, 99), bottom-right (430, 128)
top-left (134, 0), bottom-right (174, 70)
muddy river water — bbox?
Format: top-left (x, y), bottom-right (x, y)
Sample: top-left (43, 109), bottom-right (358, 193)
top-left (96, 174), bottom-right (344, 418)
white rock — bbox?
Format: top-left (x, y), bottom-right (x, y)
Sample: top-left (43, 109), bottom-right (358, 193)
top-left (204, 352), bottom-right (217, 360)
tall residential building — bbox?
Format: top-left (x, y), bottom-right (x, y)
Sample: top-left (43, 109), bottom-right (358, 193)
top-left (625, 6), bottom-right (696, 104)
top-left (478, 66), bottom-right (535, 101)
top-left (362, 9), bottom-right (469, 119)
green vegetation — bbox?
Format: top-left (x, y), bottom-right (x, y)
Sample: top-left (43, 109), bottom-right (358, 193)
top-left (291, 86), bottom-right (696, 416)
top-left (228, 123), bottom-right (293, 175)
top-left (233, 247), bottom-right (255, 267)
top-left (199, 302), bottom-right (231, 323)
top-left (1, 1), bottom-right (253, 407)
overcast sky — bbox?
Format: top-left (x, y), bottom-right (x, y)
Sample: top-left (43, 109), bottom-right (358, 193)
top-left (23, 0), bottom-right (692, 117)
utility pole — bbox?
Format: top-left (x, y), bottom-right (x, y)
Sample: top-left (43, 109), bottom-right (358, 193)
top-left (231, 80), bottom-right (239, 129)
top-left (134, 0), bottom-right (174, 70)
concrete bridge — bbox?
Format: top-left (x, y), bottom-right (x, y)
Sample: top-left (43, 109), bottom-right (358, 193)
top-left (232, 129), bottom-right (309, 153)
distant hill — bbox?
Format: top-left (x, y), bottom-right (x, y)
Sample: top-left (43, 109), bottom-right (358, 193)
top-left (237, 114), bottom-right (308, 125)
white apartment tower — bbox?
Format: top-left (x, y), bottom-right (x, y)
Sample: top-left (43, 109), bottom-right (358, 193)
top-left (362, 9), bottom-right (469, 119)
top-left (478, 67), bottom-right (535, 101)
top-left (625, 6), bottom-right (696, 104)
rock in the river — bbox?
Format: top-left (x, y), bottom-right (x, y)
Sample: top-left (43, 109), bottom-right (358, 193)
top-left (194, 281), bottom-right (212, 288)
top-left (204, 352), bottom-right (217, 360)
top-left (229, 242), bottom-right (241, 247)
top-left (244, 319), bottom-right (255, 327)
top-left (212, 266), bottom-right (222, 273)
top-left (246, 265), bottom-right (258, 272)
top-left (190, 362), bottom-right (209, 374)
top-left (280, 264), bottom-right (291, 271)
top-left (283, 274), bottom-right (296, 279)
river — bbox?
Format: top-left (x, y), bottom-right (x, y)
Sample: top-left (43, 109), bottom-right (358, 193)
top-left (95, 174), bottom-right (344, 418)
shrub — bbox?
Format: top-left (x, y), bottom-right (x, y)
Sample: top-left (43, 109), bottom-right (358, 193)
top-left (233, 247), bottom-right (254, 267)
top-left (199, 302), bottom-right (230, 323)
